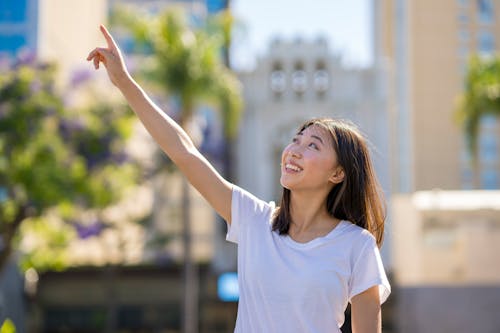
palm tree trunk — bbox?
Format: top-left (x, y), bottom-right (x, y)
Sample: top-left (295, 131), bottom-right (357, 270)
top-left (180, 111), bottom-right (198, 333)
top-left (181, 176), bottom-right (198, 333)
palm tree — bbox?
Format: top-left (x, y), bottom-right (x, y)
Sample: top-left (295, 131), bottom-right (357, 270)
top-left (207, 9), bottom-right (244, 181)
top-left (111, 7), bottom-right (242, 333)
top-left (457, 55), bottom-right (500, 187)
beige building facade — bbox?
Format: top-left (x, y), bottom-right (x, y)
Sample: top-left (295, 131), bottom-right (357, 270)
top-left (392, 190), bottom-right (500, 332)
top-left (37, 0), bottom-right (108, 84)
top-left (393, 190), bottom-right (500, 285)
top-left (377, 0), bottom-right (500, 192)
top-left (378, 2), bottom-right (500, 331)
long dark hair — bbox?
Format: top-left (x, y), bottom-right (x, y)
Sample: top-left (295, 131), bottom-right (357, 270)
top-left (272, 118), bottom-right (386, 247)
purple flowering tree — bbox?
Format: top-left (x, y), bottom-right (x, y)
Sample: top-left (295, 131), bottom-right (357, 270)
top-left (0, 58), bottom-right (140, 273)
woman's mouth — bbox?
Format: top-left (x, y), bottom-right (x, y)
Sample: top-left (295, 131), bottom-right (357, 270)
top-left (284, 163), bottom-right (303, 172)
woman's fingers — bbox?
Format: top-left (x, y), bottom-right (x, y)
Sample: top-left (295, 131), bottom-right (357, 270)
top-left (86, 48), bottom-right (98, 61)
top-left (100, 25), bottom-right (118, 51)
top-left (87, 47), bottom-right (115, 70)
top-left (93, 54), bottom-right (100, 69)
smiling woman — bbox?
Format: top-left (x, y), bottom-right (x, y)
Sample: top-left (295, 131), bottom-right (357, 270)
top-left (88, 25), bottom-right (390, 333)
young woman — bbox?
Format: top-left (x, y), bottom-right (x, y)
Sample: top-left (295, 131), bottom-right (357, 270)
top-left (87, 25), bottom-right (391, 333)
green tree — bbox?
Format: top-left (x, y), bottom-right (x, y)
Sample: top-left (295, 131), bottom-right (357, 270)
top-left (0, 319), bottom-right (16, 333)
top-left (456, 55), bottom-right (500, 188)
top-left (457, 55), bottom-right (500, 158)
top-left (112, 7), bottom-right (242, 333)
top-left (0, 60), bottom-right (138, 273)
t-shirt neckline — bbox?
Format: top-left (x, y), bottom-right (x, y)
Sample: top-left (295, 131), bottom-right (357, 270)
top-left (282, 220), bottom-right (348, 249)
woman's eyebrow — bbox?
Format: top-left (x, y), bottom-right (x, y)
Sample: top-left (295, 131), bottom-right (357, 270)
top-left (296, 132), bottom-right (325, 146)
top-left (311, 135), bottom-right (324, 145)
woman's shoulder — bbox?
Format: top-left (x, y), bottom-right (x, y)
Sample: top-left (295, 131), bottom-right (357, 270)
top-left (339, 220), bottom-right (377, 245)
top-left (232, 184), bottom-right (276, 215)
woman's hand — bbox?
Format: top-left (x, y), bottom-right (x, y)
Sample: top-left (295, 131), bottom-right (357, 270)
top-left (86, 25), bottom-right (130, 87)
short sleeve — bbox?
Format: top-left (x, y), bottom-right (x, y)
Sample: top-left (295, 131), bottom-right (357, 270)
top-left (226, 185), bottom-right (274, 244)
top-left (348, 235), bottom-right (391, 304)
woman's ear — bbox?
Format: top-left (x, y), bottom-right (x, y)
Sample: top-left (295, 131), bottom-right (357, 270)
top-left (329, 167), bottom-right (345, 184)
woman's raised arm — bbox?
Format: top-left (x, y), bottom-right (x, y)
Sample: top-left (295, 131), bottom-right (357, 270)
top-left (87, 25), bottom-right (233, 223)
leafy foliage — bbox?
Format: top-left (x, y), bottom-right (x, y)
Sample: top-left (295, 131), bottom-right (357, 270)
top-left (457, 55), bottom-right (500, 157)
top-left (111, 7), bottom-right (242, 137)
top-left (0, 60), bottom-right (139, 272)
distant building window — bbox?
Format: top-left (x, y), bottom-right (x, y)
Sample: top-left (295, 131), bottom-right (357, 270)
top-left (0, 0), bottom-right (27, 22)
top-left (459, 29), bottom-right (470, 42)
top-left (480, 114), bottom-right (498, 129)
top-left (206, 0), bottom-right (227, 14)
top-left (477, 31), bottom-right (495, 56)
top-left (458, 45), bottom-right (469, 58)
top-left (313, 70), bottom-right (329, 95)
top-left (479, 132), bottom-right (498, 163)
top-left (270, 61), bottom-right (286, 99)
top-left (270, 70), bottom-right (286, 94)
top-left (0, 35), bottom-right (27, 54)
top-left (480, 168), bottom-right (498, 189)
top-left (291, 62), bottom-right (307, 97)
top-left (458, 12), bottom-right (469, 24)
top-left (313, 60), bottom-right (328, 97)
top-left (461, 167), bottom-right (474, 189)
top-left (460, 145), bottom-right (472, 165)
top-left (291, 70), bottom-right (307, 94)
top-left (477, 0), bottom-right (494, 23)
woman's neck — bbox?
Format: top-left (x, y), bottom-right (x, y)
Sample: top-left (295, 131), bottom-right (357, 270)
top-left (289, 190), bottom-right (332, 232)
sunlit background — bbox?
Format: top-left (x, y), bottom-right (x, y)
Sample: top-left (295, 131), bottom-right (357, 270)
top-left (1, 0), bottom-right (500, 332)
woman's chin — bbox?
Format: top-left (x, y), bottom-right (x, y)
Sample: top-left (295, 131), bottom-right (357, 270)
top-left (279, 178), bottom-right (294, 190)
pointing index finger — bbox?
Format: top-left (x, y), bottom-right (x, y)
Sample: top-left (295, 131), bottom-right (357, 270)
top-left (100, 24), bottom-right (118, 51)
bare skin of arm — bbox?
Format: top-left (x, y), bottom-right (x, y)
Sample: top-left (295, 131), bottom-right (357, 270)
top-left (351, 285), bottom-right (382, 333)
top-left (87, 25), bottom-right (233, 223)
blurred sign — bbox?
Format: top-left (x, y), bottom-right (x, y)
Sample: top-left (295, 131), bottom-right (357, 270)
top-left (217, 272), bottom-right (239, 302)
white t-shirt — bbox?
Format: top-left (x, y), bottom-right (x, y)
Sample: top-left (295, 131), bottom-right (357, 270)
top-left (226, 185), bottom-right (391, 333)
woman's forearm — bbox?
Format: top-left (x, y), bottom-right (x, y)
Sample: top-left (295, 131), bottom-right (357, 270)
top-left (116, 74), bottom-right (196, 166)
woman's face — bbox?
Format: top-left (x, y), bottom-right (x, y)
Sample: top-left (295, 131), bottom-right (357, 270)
top-left (280, 124), bottom-right (342, 192)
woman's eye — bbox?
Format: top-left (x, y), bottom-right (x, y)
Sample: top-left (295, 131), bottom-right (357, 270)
top-left (292, 137), bottom-right (298, 143)
top-left (309, 142), bottom-right (318, 149)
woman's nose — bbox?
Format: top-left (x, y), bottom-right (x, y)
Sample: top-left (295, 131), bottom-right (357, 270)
top-left (289, 149), bottom-right (302, 159)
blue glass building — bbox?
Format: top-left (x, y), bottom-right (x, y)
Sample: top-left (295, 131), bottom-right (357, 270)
top-left (0, 0), bottom-right (38, 56)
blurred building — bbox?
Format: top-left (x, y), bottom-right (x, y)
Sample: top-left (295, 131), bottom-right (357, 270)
top-left (378, 1), bottom-right (500, 332)
top-left (30, 264), bottom-right (238, 332)
top-left (108, 0), bottom-right (229, 33)
top-left (377, 0), bottom-right (500, 192)
top-left (109, 0), bottom-right (208, 29)
top-left (0, 0), bottom-right (108, 84)
top-left (392, 190), bottom-right (500, 332)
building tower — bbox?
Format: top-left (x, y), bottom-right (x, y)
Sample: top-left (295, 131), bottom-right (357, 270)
top-left (377, 0), bottom-right (500, 192)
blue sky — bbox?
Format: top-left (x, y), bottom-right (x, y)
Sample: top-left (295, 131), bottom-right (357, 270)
top-left (230, 0), bottom-right (372, 70)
